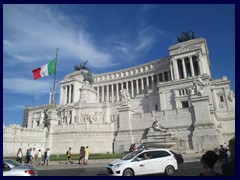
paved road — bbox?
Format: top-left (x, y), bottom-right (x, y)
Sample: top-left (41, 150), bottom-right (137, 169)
top-left (37, 161), bottom-right (224, 176)
top-left (36, 153), bottom-right (226, 176)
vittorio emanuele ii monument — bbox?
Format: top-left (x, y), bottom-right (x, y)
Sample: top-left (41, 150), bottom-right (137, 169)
top-left (3, 35), bottom-right (235, 156)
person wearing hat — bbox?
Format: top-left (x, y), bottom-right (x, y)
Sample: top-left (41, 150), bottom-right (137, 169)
top-left (200, 151), bottom-right (222, 176)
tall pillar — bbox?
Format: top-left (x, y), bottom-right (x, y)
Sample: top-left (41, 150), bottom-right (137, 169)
top-left (96, 86), bottom-right (99, 102)
top-left (70, 84), bottom-right (74, 103)
top-left (182, 58), bottom-right (187, 78)
top-left (157, 73), bottom-right (159, 83)
top-left (189, 56), bottom-right (195, 77)
top-left (68, 85), bottom-right (72, 103)
top-left (126, 81), bottom-right (129, 94)
top-left (111, 84), bottom-right (114, 102)
top-left (141, 78), bottom-right (144, 93)
top-left (173, 59), bottom-right (179, 80)
top-left (116, 83), bottom-right (119, 101)
top-left (159, 90), bottom-right (166, 111)
top-left (106, 85), bottom-right (109, 102)
top-left (131, 80), bottom-right (134, 98)
top-left (162, 72), bottom-right (165, 82)
top-left (212, 89), bottom-right (220, 111)
top-left (197, 58), bottom-right (203, 75)
top-left (169, 64), bottom-right (173, 80)
top-left (136, 79), bottom-right (139, 95)
top-left (121, 82), bottom-right (124, 91)
top-left (63, 86), bottom-right (66, 104)
top-left (146, 76), bottom-right (149, 93)
top-left (102, 86), bottom-right (104, 102)
top-left (151, 76), bottom-right (154, 90)
top-left (97, 86), bottom-right (100, 102)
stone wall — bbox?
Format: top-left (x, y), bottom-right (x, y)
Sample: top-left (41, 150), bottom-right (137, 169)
top-left (3, 124), bottom-right (47, 157)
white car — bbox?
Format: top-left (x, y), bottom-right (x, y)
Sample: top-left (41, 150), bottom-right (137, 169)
top-left (107, 148), bottom-right (178, 176)
top-left (3, 159), bottom-right (38, 176)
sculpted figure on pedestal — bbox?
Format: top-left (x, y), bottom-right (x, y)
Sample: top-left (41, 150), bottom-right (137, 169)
top-left (228, 91), bottom-right (234, 102)
top-left (120, 89), bottom-right (131, 106)
top-left (151, 119), bottom-right (168, 132)
top-left (192, 77), bottom-right (205, 96)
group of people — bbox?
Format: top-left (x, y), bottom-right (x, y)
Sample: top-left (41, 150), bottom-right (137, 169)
top-left (65, 146), bottom-right (90, 165)
top-left (199, 137), bottom-right (235, 176)
top-left (16, 147), bottom-right (51, 166)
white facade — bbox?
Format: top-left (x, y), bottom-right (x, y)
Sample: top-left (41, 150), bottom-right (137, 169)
top-left (3, 38), bottom-right (235, 156)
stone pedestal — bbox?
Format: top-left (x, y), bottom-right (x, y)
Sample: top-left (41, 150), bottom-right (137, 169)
top-left (191, 96), bottom-right (210, 125)
top-left (141, 128), bottom-right (177, 148)
top-left (47, 108), bottom-right (59, 128)
top-left (190, 95), bottom-right (220, 151)
top-left (79, 85), bottom-right (97, 103)
top-left (113, 105), bottom-right (134, 153)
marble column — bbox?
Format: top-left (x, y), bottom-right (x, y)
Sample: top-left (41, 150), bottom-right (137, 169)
top-left (212, 89), bottom-right (220, 111)
top-left (68, 85), bottom-right (72, 103)
top-left (136, 79), bottom-right (139, 95)
top-left (197, 58), bottom-right (203, 75)
top-left (173, 59), bottom-right (179, 80)
top-left (106, 85), bottom-right (109, 102)
top-left (146, 76), bottom-right (149, 93)
top-left (157, 73), bottom-right (159, 83)
top-left (189, 56), bottom-right (195, 77)
top-left (111, 84), bottom-right (114, 102)
top-left (182, 58), bottom-right (187, 79)
top-left (169, 64), bottom-right (173, 80)
top-left (162, 72), bottom-right (165, 82)
top-left (141, 78), bottom-right (144, 93)
top-left (151, 76), bottom-right (154, 90)
top-left (116, 83), bottom-right (119, 101)
top-left (102, 85), bottom-right (104, 102)
top-left (131, 80), bottom-right (134, 98)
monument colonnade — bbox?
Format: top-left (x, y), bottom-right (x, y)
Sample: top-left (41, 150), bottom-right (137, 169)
top-left (61, 54), bottom-right (200, 104)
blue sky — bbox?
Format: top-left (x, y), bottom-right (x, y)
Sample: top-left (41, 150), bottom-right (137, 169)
top-left (3, 4), bottom-right (235, 126)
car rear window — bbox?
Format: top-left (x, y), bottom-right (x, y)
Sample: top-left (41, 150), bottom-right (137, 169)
top-left (148, 150), bottom-right (171, 159)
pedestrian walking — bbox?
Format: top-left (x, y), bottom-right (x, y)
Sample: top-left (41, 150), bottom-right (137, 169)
top-left (66, 147), bottom-right (73, 164)
top-left (43, 149), bottom-right (47, 165)
top-left (84, 146), bottom-right (90, 165)
top-left (79, 146), bottom-right (85, 164)
top-left (45, 148), bottom-right (50, 165)
top-left (36, 149), bottom-right (42, 166)
top-left (16, 148), bottom-right (23, 164)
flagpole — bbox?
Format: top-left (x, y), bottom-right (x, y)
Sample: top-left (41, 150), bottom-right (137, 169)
top-left (52, 48), bottom-right (59, 105)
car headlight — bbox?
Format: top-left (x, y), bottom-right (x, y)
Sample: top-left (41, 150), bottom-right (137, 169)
top-left (114, 163), bottom-right (123, 168)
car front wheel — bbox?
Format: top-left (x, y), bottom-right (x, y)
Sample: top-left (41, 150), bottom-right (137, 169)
top-left (165, 165), bottom-right (175, 176)
top-left (123, 168), bottom-right (134, 176)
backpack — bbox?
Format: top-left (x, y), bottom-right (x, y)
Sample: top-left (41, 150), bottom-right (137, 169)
top-left (66, 150), bottom-right (68, 155)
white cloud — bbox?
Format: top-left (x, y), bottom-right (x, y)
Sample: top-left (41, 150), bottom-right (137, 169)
top-left (3, 78), bottom-right (52, 95)
top-left (3, 4), bottom-right (114, 69)
top-left (4, 105), bottom-right (26, 111)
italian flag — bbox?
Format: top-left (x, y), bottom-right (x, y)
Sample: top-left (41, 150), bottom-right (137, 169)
top-left (32, 58), bottom-right (56, 80)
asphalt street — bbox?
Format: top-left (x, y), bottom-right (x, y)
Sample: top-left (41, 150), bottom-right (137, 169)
top-left (36, 153), bottom-right (225, 176)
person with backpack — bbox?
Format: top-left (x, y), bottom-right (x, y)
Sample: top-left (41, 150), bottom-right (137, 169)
top-left (65, 147), bottom-right (73, 164)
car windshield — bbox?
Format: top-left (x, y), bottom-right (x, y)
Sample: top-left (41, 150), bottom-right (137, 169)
top-left (121, 150), bottom-right (143, 160)
top-left (4, 159), bottom-right (21, 167)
